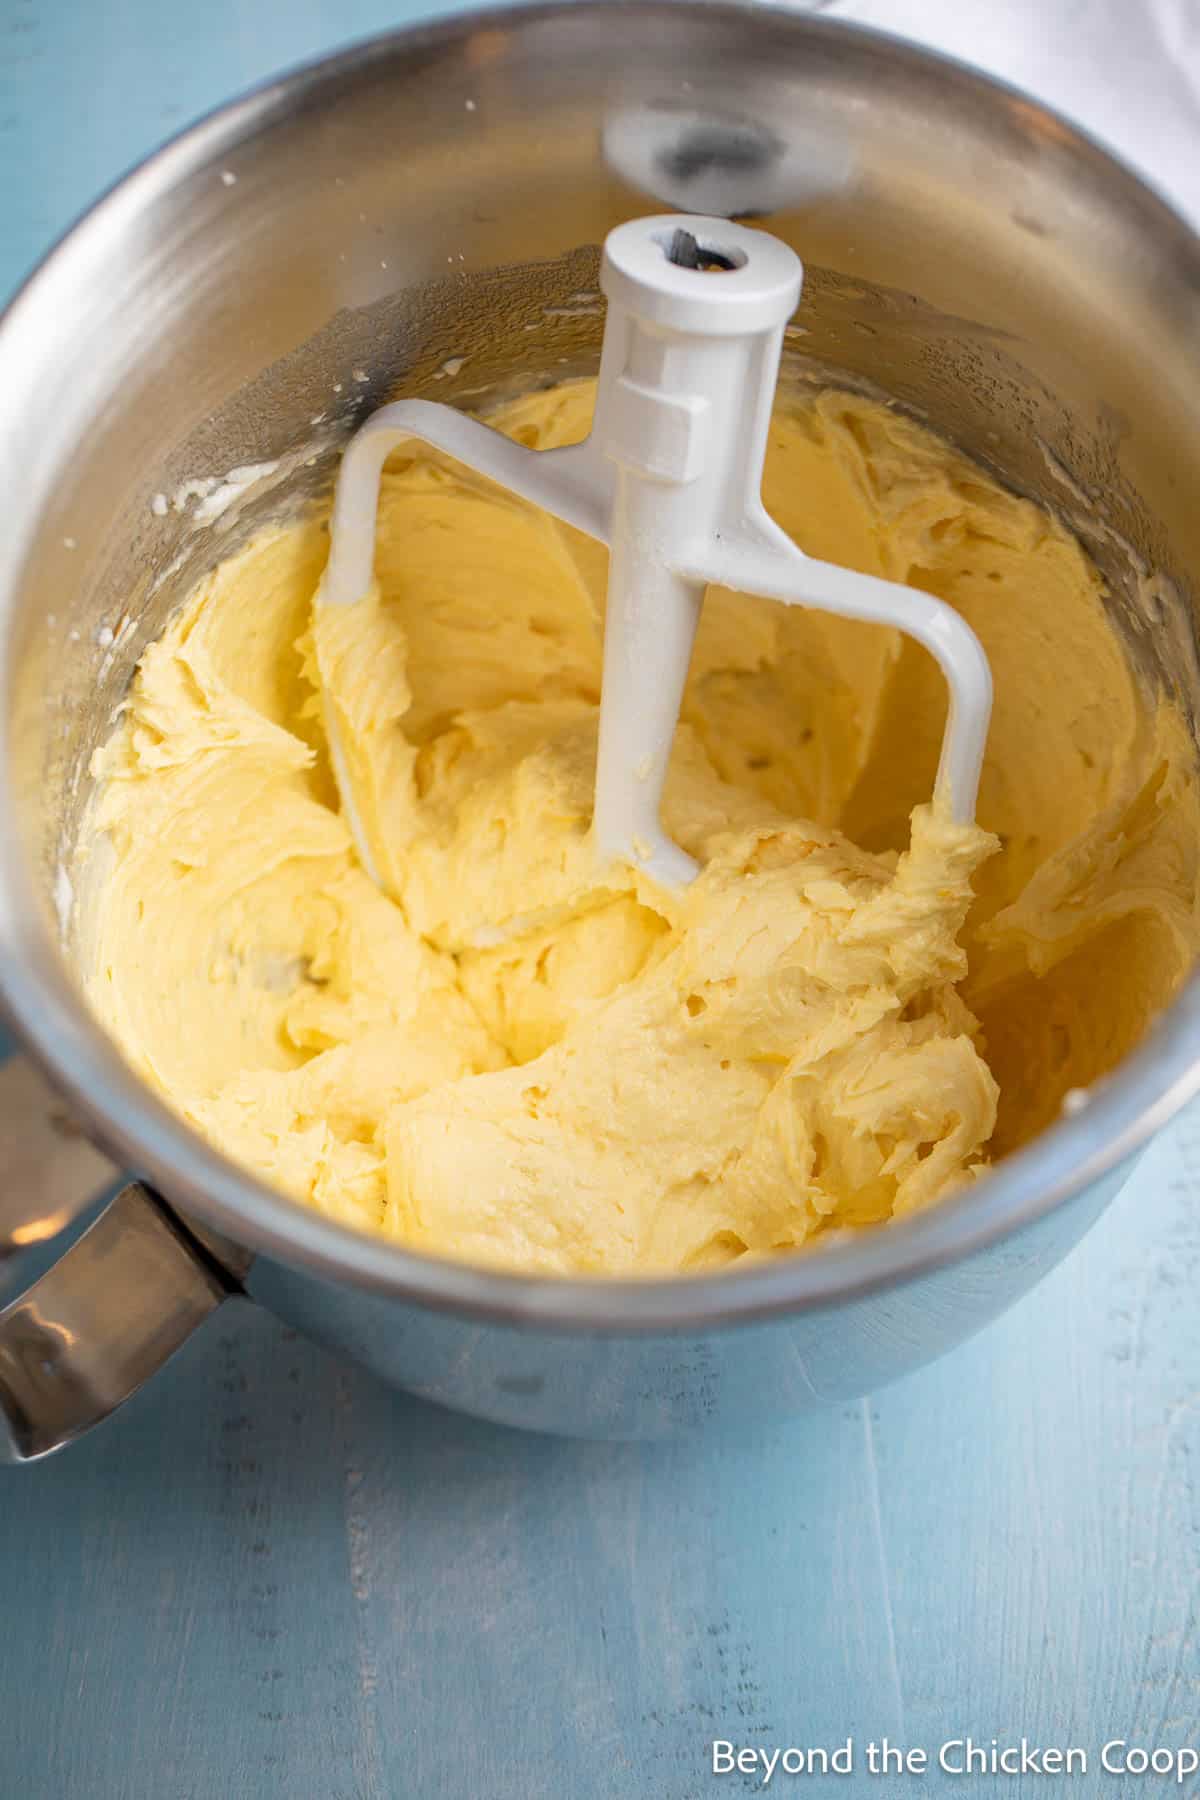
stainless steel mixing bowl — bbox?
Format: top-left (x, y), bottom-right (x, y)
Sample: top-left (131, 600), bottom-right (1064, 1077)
top-left (2, 2), bottom-right (1199, 1460)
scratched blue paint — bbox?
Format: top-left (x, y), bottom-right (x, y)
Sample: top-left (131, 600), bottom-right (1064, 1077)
top-left (1, 2), bottom-right (1198, 1796)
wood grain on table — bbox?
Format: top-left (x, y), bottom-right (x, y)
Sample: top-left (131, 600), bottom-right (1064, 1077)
top-left (2, 1), bottom-right (1199, 1795)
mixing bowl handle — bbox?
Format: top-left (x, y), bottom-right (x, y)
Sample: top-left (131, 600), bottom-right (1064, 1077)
top-left (0, 1182), bottom-right (230, 1464)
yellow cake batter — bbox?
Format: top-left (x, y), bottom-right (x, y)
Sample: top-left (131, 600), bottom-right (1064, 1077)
top-left (78, 384), bottom-right (1200, 1274)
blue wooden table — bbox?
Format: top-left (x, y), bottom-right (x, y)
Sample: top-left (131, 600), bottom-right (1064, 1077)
top-left (3, 3), bottom-right (1199, 1795)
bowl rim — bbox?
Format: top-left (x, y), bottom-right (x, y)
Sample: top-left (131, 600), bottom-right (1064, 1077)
top-left (1, 0), bottom-right (1198, 1332)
